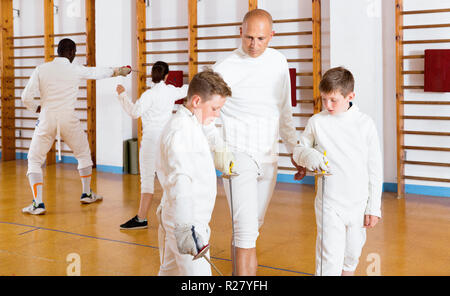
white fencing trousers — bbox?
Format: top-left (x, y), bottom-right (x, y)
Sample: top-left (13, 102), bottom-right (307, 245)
top-left (222, 153), bottom-right (278, 249)
top-left (157, 205), bottom-right (212, 276)
top-left (314, 196), bottom-right (367, 275)
top-left (139, 133), bottom-right (160, 194)
top-left (27, 110), bottom-right (92, 175)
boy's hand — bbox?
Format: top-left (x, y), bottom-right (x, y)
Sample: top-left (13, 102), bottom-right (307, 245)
top-left (116, 84), bottom-right (125, 95)
top-left (291, 155), bottom-right (306, 180)
top-left (364, 215), bottom-right (380, 228)
top-left (174, 224), bottom-right (208, 257)
top-left (214, 146), bottom-right (236, 175)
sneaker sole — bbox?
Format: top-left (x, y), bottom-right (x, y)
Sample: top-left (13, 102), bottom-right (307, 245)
top-left (80, 197), bottom-right (103, 204)
top-left (22, 209), bottom-right (46, 215)
top-left (120, 225), bottom-right (148, 230)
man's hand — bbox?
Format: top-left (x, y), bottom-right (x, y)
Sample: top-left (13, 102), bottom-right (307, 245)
top-left (113, 66), bottom-right (132, 77)
top-left (291, 155), bottom-right (306, 181)
top-left (364, 215), bottom-right (380, 228)
top-left (116, 84), bottom-right (125, 95)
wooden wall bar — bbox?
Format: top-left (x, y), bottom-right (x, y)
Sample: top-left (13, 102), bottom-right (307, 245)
top-left (1, 0), bottom-right (15, 161)
top-left (44, 0), bottom-right (56, 165)
top-left (249, 0), bottom-right (257, 10)
top-left (85, 0), bottom-right (96, 166)
top-left (136, 0), bottom-right (147, 149)
top-left (188, 0), bottom-right (198, 81)
top-left (395, 0), bottom-right (450, 198)
top-left (312, 0), bottom-right (322, 114)
top-left (395, 0), bottom-right (405, 198)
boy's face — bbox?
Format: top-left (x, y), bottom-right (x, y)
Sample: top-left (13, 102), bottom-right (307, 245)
top-left (192, 94), bottom-right (226, 125)
top-left (321, 90), bottom-right (355, 115)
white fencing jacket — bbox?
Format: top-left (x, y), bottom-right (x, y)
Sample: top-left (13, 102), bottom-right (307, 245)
top-left (211, 46), bottom-right (297, 164)
top-left (294, 104), bottom-right (383, 218)
top-left (156, 105), bottom-right (217, 229)
top-left (117, 82), bottom-right (189, 140)
top-left (22, 57), bottom-right (113, 113)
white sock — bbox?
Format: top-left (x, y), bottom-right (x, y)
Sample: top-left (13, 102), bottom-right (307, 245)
top-left (78, 166), bottom-right (92, 195)
top-left (28, 173), bottom-right (44, 204)
top-left (136, 216), bottom-right (147, 222)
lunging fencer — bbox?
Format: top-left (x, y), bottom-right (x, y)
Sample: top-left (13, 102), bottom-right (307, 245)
top-left (21, 38), bottom-right (131, 215)
top-left (156, 69), bottom-right (232, 276)
top-left (293, 67), bottom-right (383, 276)
top-left (115, 61), bottom-right (188, 230)
top-left (204, 9), bottom-right (306, 276)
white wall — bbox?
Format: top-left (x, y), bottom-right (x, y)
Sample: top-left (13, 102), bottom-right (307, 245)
top-left (328, 0), bottom-right (384, 144)
top-left (95, 0), bottom-right (134, 169)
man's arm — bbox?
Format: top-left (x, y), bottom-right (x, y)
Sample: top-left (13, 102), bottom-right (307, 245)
top-left (76, 65), bottom-right (130, 80)
top-left (279, 65), bottom-right (298, 154)
top-left (21, 68), bottom-right (41, 112)
top-left (116, 85), bottom-right (150, 119)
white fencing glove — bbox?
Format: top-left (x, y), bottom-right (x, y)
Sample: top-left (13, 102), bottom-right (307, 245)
top-left (174, 224), bottom-right (208, 257)
top-left (214, 146), bottom-right (236, 175)
top-left (113, 66), bottom-right (132, 77)
top-left (293, 147), bottom-right (329, 172)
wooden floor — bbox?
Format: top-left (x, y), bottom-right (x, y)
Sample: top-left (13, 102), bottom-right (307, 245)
top-left (0, 160), bottom-right (449, 276)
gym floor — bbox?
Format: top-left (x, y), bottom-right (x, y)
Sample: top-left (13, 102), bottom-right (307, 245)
top-left (0, 160), bottom-right (448, 276)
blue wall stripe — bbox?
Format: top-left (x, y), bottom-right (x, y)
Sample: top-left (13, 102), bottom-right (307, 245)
top-left (383, 182), bottom-right (449, 198)
top-left (96, 164), bottom-right (124, 174)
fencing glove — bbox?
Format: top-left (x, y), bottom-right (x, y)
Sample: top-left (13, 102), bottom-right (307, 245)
top-left (293, 146), bottom-right (329, 172)
top-left (214, 145), bottom-right (236, 175)
top-left (113, 66), bottom-right (132, 77)
top-left (174, 224), bottom-right (208, 257)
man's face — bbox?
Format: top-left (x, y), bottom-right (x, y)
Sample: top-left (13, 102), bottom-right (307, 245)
top-left (194, 94), bottom-right (226, 125)
top-left (240, 16), bottom-right (274, 58)
top-left (321, 90), bottom-right (355, 115)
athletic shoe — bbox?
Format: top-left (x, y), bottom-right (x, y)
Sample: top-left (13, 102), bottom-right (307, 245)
top-left (80, 191), bottom-right (103, 204)
top-left (22, 201), bottom-right (46, 215)
top-left (120, 215), bottom-right (148, 230)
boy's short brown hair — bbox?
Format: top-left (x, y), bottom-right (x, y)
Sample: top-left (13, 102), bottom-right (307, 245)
top-left (187, 68), bottom-right (232, 101)
top-left (319, 67), bottom-right (354, 97)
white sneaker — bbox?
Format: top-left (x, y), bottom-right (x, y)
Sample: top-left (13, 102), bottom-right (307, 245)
top-left (80, 191), bottom-right (103, 204)
top-left (22, 201), bottom-right (46, 215)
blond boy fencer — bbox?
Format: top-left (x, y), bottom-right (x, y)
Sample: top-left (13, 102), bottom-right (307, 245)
top-left (115, 61), bottom-right (188, 230)
top-left (204, 9), bottom-right (305, 275)
top-left (293, 67), bottom-right (383, 276)
top-left (21, 38), bottom-right (131, 215)
top-left (156, 69), bottom-right (232, 276)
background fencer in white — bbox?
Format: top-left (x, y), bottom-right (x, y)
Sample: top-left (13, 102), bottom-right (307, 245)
top-left (21, 38), bottom-right (131, 215)
top-left (115, 61), bottom-right (188, 230)
top-left (156, 70), bottom-right (231, 276)
top-left (207, 9), bottom-right (305, 276)
top-left (293, 67), bottom-right (383, 276)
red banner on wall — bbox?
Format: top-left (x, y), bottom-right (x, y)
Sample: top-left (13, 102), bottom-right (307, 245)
top-left (289, 68), bottom-right (297, 107)
top-left (424, 49), bottom-right (450, 92)
top-left (166, 71), bottom-right (185, 104)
